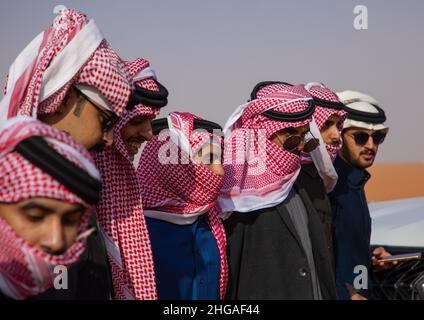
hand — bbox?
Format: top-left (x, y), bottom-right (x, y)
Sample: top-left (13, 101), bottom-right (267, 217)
top-left (351, 293), bottom-right (368, 300)
top-left (372, 247), bottom-right (398, 271)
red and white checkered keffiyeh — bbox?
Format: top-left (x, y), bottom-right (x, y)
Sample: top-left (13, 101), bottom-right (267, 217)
top-left (218, 83), bottom-right (313, 215)
top-left (137, 112), bottom-right (228, 299)
top-left (0, 116), bottom-right (99, 299)
top-left (94, 58), bottom-right (160, 300)
top-left (300, 83), bottom-right (348, 192)
top-left (0, 8), bottom-right (131, 123)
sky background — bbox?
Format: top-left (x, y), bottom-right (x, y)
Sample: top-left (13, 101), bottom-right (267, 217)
top-left (0, 0), bottom-right (423, 163)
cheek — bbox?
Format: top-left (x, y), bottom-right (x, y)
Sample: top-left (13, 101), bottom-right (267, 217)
top-left (85, 105), bottom-right (103, 131)
top-left (121, 125), bottom-right (137, 140)
top-left (320, 129), bottom-right (331, 143)
top-left (343, 138), bottom-right (360, 158)
top-left (138, 123), bottom-right (153, 136)
top-left (0, 211), bottom-right (41, 246)
top-left (63, 225), bottom-right (79, 249)
top-left (270, 135), bottom-right (284, 147)
top-left (349, 143), bottom-right (363, 159)
top-left (79, 109), bottom-right (103, 139)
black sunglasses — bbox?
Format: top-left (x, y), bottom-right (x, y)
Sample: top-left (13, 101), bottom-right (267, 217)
top-left (73, 86), bottom-right (118, 132)
top-left (348, 130), bottom-right (387, 146)
top-left (279, 131), bottom-right (320, 153)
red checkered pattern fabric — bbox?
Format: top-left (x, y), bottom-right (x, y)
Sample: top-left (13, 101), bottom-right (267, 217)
top-left (0, 116), bottom-right (96, 299)
top-left (304, 83), bottom-right (348, 161)
top-left (94, 58), bottom-right (160, 300)
top-left (4, 9), bottom-right (131, 119)
top-left (220, 84), bottom-right (312, 207)
top-left (242, 83), bottom-right (312, 138)
top-left (137, 112), bottom-right (228, 299)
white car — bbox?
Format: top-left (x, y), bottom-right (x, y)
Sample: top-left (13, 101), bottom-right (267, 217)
top-left (369, 197), bottom-right (424, 300)
top-left (370, 197), bottom-right (424, 248)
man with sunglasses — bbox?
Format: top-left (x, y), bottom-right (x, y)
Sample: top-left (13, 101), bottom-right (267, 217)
top-left (221, 82), bottom-right (337, 300)
top-left (0, 8), bottom-right (134, 300)
top-left (0, 8), bottom-right (132, 151)
top-left (329, 90), bottom-right (391, 300)
top-left (39, 85), bottom-right (120, 152)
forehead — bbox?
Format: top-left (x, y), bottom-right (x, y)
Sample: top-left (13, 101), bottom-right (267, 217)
top-left (18, 198), bottom-right (83, 211)
top-left (326, 114), bottom-right (340, 121)
top-left (280, 124), bottom-right (310, 135)
top-left (345, 127), bottom-right (376, 134)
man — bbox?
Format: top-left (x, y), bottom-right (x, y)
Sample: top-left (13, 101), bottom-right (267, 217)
top-left (138, 112), bottom-right (228, 300)
top-left (296, 82), bottom-right (347, 267)
top-left (0, 116), bottom-right (101, 300)
top-left (94, 58), bottom-right (168, 299)
top-left (220, 81), bottom-right (337, 300)
top-left (0, 7), bottom-right (132, 150)
top-left (329, 90), bottom-right (391, 300)
top-left (0, 7), bottom-right (134, 300)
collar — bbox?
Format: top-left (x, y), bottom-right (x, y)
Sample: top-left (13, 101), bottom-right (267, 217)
top-left (334, 156), bottom-right (371, 187)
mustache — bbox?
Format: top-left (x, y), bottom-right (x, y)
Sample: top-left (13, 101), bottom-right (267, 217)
top-left (360, 148), bottom-right (375, 156)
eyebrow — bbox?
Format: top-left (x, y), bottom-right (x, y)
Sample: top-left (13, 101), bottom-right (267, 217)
top-left (20, 202), bottom-right (85, 216)
top-left (21, 202), bottom-right (55, 213)
top-left (64, 206), bottom-right (85, 215)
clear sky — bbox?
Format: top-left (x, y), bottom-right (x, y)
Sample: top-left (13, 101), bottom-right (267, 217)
top-left (1, 0), bottom-right (423, 162)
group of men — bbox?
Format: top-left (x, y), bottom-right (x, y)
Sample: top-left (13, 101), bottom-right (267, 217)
top-left (0, 8), bottom-right (394, 300)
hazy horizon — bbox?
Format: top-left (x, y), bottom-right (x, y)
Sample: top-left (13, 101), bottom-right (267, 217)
top-left (1, 0), bottom-right (423, 163)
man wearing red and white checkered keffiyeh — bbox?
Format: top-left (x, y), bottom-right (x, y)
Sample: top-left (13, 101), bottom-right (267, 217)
top-left (0, 116), bottom-right (101, 300)
top-left (296, 82), bottom-right (348, 270)
top-left (221, 82), bottom-right (338, 300)
top-left (0, 7), bottom-right (132, 150)
top-left (94, 58), bottom-right (168, 300)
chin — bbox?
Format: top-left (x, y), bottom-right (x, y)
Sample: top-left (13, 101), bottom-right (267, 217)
top-left (357, 159), bottom-right (374, 170)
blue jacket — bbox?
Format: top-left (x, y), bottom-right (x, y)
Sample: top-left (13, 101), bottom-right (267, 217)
top-left (329, 156), bottom-right (372, 300)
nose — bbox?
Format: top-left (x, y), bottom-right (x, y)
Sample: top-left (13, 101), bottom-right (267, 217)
top-left (140, 120), bottom-right (154, 141)
top-left (40, 218), bottom-right (66, 255)
top-left (143, 128), bottom-right (153, 141)
top-left (296, 136), bottom-right (307, 152)
top-left (363, 134), bottom-right (376, 150)
top-left (329, 126), bottom-right (341, 141)
top-left (102, 129), bottom-right (114, 146)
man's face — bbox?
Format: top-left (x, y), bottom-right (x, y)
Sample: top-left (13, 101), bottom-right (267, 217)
top-left (121, 115), bottom-right (155, 159)
top-left (320, 114), bottom-right (342, 146)
top-left (270, 124), bottom-right (311, 155)
top-left (340, 127), bottom-right (388, 170)
top-left (39, 87), bottom-right (118, 151)
top-left (0, 198), bottom-right (85, 255)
